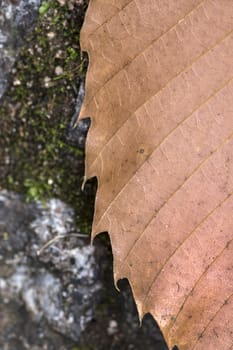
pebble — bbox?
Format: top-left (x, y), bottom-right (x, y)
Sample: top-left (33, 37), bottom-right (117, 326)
top-left (57, 0), bottom-right (66, 6)
top-left (107, 320), bottom-right (118, 335)
top-left (44, 76), bottom-right (51, 88)
top-left (47, 32), bottom-right (56, 39)
top-left (55, 66), bottom-right (64, 76)
top-left (13, 79), bottom-right (21, 86)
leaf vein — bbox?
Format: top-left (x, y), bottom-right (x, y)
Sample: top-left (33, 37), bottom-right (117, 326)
top-left (192, 292), bottom-right (233, 350)
top-left (95, 72), bottom-right (233, 232)
top-left (142, 196), bottom-right (233, 316)
top-left (82, 0), bottom-right (205, 106)
top-left (117, 130), bottom-right (233, 278)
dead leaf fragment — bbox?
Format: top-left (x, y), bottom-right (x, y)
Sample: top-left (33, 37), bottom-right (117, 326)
top-left (79, 1), bottom-right (233, 349)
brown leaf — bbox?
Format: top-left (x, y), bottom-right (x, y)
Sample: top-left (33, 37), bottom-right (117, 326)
top-left (79, 1), bottom-right (233, 349)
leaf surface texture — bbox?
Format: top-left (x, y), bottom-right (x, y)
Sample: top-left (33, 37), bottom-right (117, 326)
top-left (79, 1), bottom-right (233, 349)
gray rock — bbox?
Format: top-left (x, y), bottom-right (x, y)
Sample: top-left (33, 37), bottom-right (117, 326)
top-left (0, 190), bottom-right (101, 344)
top-left (66, 80), bottom-right (91, 149)
top-left (0, 0), bottom-right (41, 98)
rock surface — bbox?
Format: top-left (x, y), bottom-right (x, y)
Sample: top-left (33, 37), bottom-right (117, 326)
top-left (0, 190), bottom-right (101, 349)
top-left (0, 0), bottom-right (41, 98)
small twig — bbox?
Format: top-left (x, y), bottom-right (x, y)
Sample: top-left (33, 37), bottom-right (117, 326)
top-left (37, 233), bottom-right (89, 255)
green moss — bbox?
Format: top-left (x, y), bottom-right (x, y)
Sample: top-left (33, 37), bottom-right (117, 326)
top-left (39, 1), bottom-right (52, 15)
top-left (0, 0), bottom-right (95, 232)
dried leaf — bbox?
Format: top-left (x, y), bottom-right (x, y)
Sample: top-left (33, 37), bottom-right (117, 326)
top-left (79, 1), bottom-right (233, 349)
